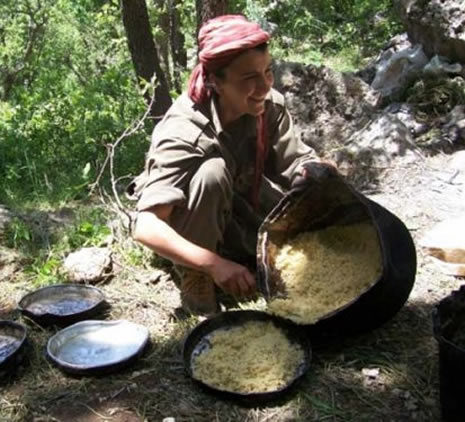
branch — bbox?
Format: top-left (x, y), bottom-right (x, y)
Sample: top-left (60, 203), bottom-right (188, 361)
top-left (89, 90), bottom-right (156, 223)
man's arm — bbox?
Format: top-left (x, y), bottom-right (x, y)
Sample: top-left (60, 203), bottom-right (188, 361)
top-left (133, 205), bottom-right (256, 297)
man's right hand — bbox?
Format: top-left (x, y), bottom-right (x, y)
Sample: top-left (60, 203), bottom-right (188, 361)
top-left (291, 160), bottom-right (338, 190)
top-left (206, 257), bottom-right (256, 298)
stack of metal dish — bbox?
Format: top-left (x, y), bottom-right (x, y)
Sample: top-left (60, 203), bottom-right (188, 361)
top-left (0, 320), bottom-right (28, 378)
top-left (3, 283), bottom-right (150, 378)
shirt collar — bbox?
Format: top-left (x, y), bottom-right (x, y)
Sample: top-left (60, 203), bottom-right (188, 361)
top-left (209, 94), bottom-right (226, 136)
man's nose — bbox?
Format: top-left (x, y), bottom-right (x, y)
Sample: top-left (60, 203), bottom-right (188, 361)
top-left (257, 74), bottom-right (273, 93)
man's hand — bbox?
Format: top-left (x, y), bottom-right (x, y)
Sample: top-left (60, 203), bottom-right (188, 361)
top-left (206, 257), bottom-right (256, 298)
top-left (291, 160), bottom-right (338, 189)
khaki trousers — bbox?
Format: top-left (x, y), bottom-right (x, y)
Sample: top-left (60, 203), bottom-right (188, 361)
top-left (169, 156), bottom-right (284, 267)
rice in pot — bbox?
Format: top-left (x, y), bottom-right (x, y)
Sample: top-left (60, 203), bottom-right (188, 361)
top-left (192, 320), bottom-right (305, 394)
top-left (267, 222), bottom-right (382, 324)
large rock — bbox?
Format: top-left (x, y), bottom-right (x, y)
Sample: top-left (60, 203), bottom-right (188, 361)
top-left (0, 205), bottom-right (14, 242)
top-left (370, 44), bottom-right (429, 99)
top-left (273, 61), bottom-right (423, 189)
top-left (273, 61), bottom-right (380, 158)
top-left (395, 0), bottom-right (465, 64)
top-left (0, 246), bottom-right (24, 282)
top-left (63, 247), bottom-right (112, 283)
top-left (420, 216), bottom-right (465, 276)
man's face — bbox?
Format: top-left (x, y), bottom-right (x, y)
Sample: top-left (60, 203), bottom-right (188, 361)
top-left (212, 48), bottom-right (274, 123)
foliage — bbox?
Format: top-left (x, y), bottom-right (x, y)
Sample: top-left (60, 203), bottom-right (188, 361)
top-left (3, 202), bottom-right (112, 286)
top-left (243, 0), bottom-right (403, 71)
top-left (405, 76), bottom-right (465, 117)
top-left (0, 0), bottom-right (404, 206)
top-left (0, 0), bottom-right (150, 204)
top-left (4, 217), bottom-right (32, 250)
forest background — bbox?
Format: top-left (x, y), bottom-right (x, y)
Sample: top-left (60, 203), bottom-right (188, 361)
top-left (3, 1), bottom-right (464, 421)
top-left (0, 0), bottom-right (402, 281)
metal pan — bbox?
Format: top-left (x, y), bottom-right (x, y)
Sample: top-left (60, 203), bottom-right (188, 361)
top-left (47, 319), bottom-right (150, 375)
top-left (18, 284), bottom-right (108, 327)
top-left (0, 320), bottom-right (28, 377)
top-left (256, 173), bottom-right (416, 339)
top-left (183, 310), bottom-right (311, 406)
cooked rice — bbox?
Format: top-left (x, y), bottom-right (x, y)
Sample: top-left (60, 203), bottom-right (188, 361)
top-left (192, 320), bottom-right (305, 393)
top-left (268, 222), bottom-right (382, 324)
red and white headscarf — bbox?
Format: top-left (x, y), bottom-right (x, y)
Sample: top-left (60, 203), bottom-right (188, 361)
top-left (188, 15), bottom-right (271, 210)
top-left (188, 15), bottom-right (270, 105)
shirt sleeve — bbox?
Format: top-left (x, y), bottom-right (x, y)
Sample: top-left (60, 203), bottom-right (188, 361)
top-left (133, 136), bottom-right (206, 212)
top-left (266, 105), bottom-right (317, 189)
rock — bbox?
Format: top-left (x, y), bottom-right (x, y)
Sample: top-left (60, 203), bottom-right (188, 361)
top-left (384, 102), bottom-right (430, 136)
top-left (423, 55), bottom-right (463, 77)
top-left (63, 247), bottom-right (112, 283)
top-left (371, 44), bottom-right (429, 100)
top-left (395, 0), bottom-right (465, 64)
top-left (448, 149), bottom-right (465, 170)
top-left (420, 217), bottom-right (465, 276)
top-left (441, 105), bottom-right (465, 145)
top-left (273, 61), bottom-right (380, 158)
top-left (356, 33), bottom-right (413, 85)
top-left (362, 367), bottom-right (380, 378)
top-left (0, 205), bottom-right (14, 242)
top-left (341, 112), bottom-right (420, 166)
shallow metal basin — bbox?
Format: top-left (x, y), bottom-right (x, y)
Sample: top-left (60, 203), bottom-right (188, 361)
top-left (47, 319), bottom-right (149, 375)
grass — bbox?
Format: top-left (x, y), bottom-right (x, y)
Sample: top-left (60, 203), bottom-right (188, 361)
top-left (0, 252), bottom-right (449, 421)
top-left (1, 157), bottom-right (463, 421)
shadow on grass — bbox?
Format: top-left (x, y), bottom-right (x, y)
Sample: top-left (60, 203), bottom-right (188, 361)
top-left (0, 299), bottom-right (444, 422)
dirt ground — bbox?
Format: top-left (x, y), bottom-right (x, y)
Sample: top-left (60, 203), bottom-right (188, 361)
top-left (1, 149), bottom-right (464, 422)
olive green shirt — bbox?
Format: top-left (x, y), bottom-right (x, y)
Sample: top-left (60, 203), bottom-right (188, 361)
top-left (128, 88), bottom-right (316, 212)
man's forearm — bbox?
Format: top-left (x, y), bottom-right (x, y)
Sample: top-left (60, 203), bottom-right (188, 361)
top-left (133, 210), bottom-right (221, 275)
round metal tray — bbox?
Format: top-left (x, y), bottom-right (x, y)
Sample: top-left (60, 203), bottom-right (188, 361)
top-left (0, 320), bottom-right (28, 376)
top-left (183, 310), bottom-right (311, 406)
top-left (47, 320), bottom-right (149, 375)
top-left (18, 284), bottom-right (108, 326)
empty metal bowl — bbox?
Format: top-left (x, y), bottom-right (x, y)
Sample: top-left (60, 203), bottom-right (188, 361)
top-left (47, 319), bottom-right (150, 375)
top-left (0, 320), bottom-right (28, 376)
top-left (18, 284), bottom-right (108, 326)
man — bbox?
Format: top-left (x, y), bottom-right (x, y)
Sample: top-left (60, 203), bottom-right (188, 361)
top-left (127, 15), bottom-right (325, 315)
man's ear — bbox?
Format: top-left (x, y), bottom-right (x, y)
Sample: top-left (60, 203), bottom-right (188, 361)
top-left (207, 74), bottom-right (221, 94)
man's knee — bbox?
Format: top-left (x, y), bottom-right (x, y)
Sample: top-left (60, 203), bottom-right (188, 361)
top-left (191, 157), bottom-right (232, 198)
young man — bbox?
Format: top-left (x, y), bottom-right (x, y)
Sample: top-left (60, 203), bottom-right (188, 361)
top-left (127, 15), bottom-right (322, 315)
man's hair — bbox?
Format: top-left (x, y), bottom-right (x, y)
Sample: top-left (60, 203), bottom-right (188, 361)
top-left (212, 42), bottom-right (269, 80)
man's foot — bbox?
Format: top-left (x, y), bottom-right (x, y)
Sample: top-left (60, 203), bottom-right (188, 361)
top-left (180, 269), bottom-right (219, 316)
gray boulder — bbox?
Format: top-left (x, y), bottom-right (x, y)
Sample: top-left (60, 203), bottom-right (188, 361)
top-left (395, 0), bottom-right (465, 64)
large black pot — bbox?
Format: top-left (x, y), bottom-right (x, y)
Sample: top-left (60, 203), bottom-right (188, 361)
top-left (256, 170), bottom-right (417, 338)
top-left (433, 286), bottom-right (465, 422)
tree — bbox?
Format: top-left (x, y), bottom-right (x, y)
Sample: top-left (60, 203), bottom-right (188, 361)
top-left (153, 0), bottom-right (187, 94)
top-left (0, 0), bottom-right (48, 100)
top-left (168, 0), bottom-right (187, 93)
top-left (121, 0), bottom-right (172, 121)
top-left (195, 0), bottom-right (229, 36)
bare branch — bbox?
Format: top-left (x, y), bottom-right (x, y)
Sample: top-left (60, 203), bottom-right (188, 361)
top-left (89, 90), bottom-right (156, 223)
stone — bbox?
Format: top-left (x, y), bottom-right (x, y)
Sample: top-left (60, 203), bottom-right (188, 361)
top-left (420, 217), bottom-right (465, 276)
top-left (395, 0), bottom-right (465, 64)
top-left (63, 247), bottom-right (112, 283)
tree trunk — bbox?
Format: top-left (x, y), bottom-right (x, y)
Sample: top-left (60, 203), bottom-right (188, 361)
top-left (154, 0), bottom-right (172, 90)
top-left (195, 0), bottom-right (229, 37)
top-left (169, 0), bottom-right (187, 93)
top-left (121, 0), bottom-right (172, 121)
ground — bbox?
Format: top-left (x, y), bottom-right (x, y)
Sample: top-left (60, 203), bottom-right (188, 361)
top-left (1, 150), bottom-right (464, 422)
